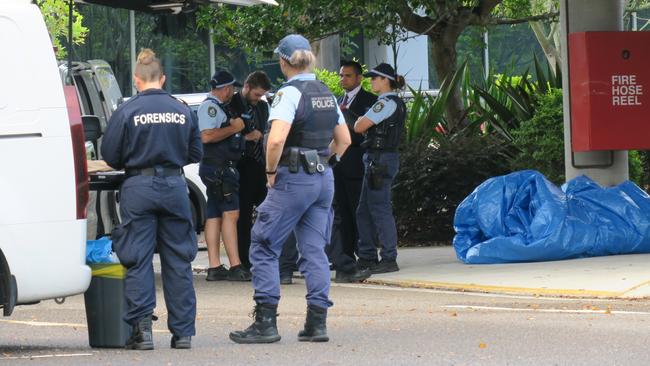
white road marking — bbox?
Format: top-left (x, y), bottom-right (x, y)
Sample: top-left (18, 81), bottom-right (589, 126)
top-left (0, 353), bottom-right (93, 360)
top-left (442, 305), bottom-right (650, 315)
top-left (0, 319), bottom-right (167, 332)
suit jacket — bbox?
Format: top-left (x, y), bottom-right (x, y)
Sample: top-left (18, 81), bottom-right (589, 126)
top-left (336, 88), bottom-right (377, 179)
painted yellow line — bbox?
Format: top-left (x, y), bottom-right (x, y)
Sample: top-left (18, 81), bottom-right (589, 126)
top-left (443, 305), bottom-right (650, 315)
top-left (0, 319), bottom-right (168, 333)
top-left (364, 278), bottom-right (623, 298)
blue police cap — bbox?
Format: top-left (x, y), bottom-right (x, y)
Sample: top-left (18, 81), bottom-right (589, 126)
top-left (210, 70), bottom-right (242, 89)
top-left (274, 34), bottom-right (311, 61)
top-left (363, 63), bottom-right (396, 81)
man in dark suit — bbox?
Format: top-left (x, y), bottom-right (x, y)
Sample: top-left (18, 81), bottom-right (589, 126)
top-left (328, 60), bottom-right (377, 282)
top-left (232, 71), bottom-right (272, 272)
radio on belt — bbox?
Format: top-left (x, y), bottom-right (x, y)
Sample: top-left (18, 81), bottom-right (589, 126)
top-left (569, 31), bottom-right (650, 151)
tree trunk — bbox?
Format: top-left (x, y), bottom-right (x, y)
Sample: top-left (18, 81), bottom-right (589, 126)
top-left (530, 20), bottom-right (561, 75)
top-left (429, 32), bottom-right (466, 130)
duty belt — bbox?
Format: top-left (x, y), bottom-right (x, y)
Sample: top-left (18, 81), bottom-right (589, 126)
top-left (279, 148), bottom-right (328, 173)
top-left (125, 167), bottom-right (182, 177)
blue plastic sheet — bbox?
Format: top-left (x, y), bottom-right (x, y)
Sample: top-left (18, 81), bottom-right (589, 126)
top-left (453, 170), bottom-right (650, 264)
top-left (86, 236), bottom-right (119, 264)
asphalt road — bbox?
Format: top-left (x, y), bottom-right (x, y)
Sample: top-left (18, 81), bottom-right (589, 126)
top-left (2, 274), bottom-right (650, 365)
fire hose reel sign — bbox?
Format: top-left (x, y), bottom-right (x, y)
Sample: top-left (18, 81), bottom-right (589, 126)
top-left (611, 74), bottom-right (643, 106)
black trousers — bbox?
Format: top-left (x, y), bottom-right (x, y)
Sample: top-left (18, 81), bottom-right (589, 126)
top-left (327, 172), bottom-right (363, 272)
top-left (237, 156), bottom-right (267, 269)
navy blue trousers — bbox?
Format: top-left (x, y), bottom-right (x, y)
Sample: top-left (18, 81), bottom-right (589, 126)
top-left (250, 167), bottom-right (335, 309)
top-left (112, 175), bottom-right (197, 336)
top-left (356, 152), bottom-right (400, 262)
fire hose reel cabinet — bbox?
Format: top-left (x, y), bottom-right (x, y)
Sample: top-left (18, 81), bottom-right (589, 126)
top-left (569, 31), bottom-right (650, 151)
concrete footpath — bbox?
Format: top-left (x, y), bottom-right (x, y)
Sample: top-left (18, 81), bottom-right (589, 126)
top-left (182, 244), bottom-right (650, 300)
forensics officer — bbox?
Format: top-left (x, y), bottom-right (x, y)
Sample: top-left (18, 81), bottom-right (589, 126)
top-left (101, 48), bottom-right (202, 350)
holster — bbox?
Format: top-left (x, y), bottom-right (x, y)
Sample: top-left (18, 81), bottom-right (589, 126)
top-left (203, 173), bottom-right (225, 201)
top-left (368, 160), bottom-right (387, 190)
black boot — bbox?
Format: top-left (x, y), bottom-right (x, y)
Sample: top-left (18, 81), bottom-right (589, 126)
top-left (298, 305), bottom-right (329, 342)
top-left (125, 315), bottom-right (154, 350)
top-left (229, 303), bottom-right (281, 344)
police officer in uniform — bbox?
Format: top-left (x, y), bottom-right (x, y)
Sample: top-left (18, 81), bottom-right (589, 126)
top-left (353, 63), bottom-right (407, 274)
top-left (329, 60), bottom-right (377, 283)
top-left (229, 34), bottom-right (351, 344)
top-left (101, 49), bottom-right (202, 350)
top-left (198, 71), bottom-right (251, 281)
top-left (229, 71), bottom-right (271, 271)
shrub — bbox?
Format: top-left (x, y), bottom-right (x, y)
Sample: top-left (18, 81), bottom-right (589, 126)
top-left (629, 150), bottom-right (644, 187)
top-left (510, 88), bottom-right (565, 185)
top-left (314, 66), bottom-right (371, 98)
top-left (393, 133), bottom-right (512, 243)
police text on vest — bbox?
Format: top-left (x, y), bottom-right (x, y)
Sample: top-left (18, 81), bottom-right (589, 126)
top-left (311, 97), bottom-right (336, 110)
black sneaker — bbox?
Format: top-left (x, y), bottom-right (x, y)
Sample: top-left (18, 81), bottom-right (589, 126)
top-left (334, 268), bottom-right (371, 283)
top-left (357, 258), bottom-right (378, 272)
top-left (280, 272), bottom-right (293, 285)
top-left (206, 265), bottom-right (229, 281)
top-left (372, 259), bottom-right (399, 274)
top-left (170, 335), bottom-right (191, 349)
top-left (228, 265), bottom-right (252, 281)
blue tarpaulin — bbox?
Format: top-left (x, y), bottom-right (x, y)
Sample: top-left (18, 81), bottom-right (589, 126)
top-left (453, 170), bottom-right (650, 264)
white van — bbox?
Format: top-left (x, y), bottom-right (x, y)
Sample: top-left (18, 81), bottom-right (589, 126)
top-left (0, 1), bottom-right (91, 316)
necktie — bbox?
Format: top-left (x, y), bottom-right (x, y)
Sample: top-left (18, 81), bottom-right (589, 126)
top-left (248, 108), bottom-right (264, 164)
top-left (341, 93), bottom-right (349, 109)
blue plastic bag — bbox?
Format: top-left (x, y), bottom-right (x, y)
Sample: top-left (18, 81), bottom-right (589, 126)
top-left (86, 236), bottom-right (119, 264)
top-left (453, 170), bottom-right (650, 264)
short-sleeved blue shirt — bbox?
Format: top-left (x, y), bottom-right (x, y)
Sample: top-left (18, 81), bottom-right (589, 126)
top-left (197, 94), bottom-right (228, 131)
top-left (363, 92), bottom-right (398, 125)
top-left (269, 73), bottom-right (346, 126)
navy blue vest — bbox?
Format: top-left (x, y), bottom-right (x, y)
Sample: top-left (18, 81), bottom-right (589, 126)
top-left (282, 79), bottom-right (339, 157)
top-left (202, 98), bottom-right (245, 163)
top-left (363, 95), bottom-right (406, 152)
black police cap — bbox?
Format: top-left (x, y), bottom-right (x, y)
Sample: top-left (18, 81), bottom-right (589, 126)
top-left (210, 70), bottom-right (243, 89)
top-left (363, 63), bottom-right (396, 81)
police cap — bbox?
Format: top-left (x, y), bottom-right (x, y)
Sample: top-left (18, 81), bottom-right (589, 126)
top-left (363, 63), bottom-right (396, 81)
top-left (274, 34), bottom-right (311, 61)
top-left (210, 70), bottom-right (242, 89)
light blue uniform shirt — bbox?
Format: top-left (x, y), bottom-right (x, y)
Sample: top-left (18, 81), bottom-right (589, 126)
top-left (197, 94), bottom-right (228, 131)
top-left (364, 92), bottom-right (398, 125)
top-left (269, 73), bottom-right (346, 126)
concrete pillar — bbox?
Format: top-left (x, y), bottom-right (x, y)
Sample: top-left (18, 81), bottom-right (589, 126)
top-left (313, 35), bottom-right (340, 71)
top-left (560, 0), bottom-right (628, 186)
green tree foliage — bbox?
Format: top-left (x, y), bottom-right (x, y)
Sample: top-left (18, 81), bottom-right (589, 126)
top-left (198, 1), bottom-right (557, 129)
top-left (36, 0), bottom-right (88, 59)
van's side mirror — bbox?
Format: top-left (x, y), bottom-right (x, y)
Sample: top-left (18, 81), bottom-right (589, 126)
top-left (82, 115), bottom-right (102, 142)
